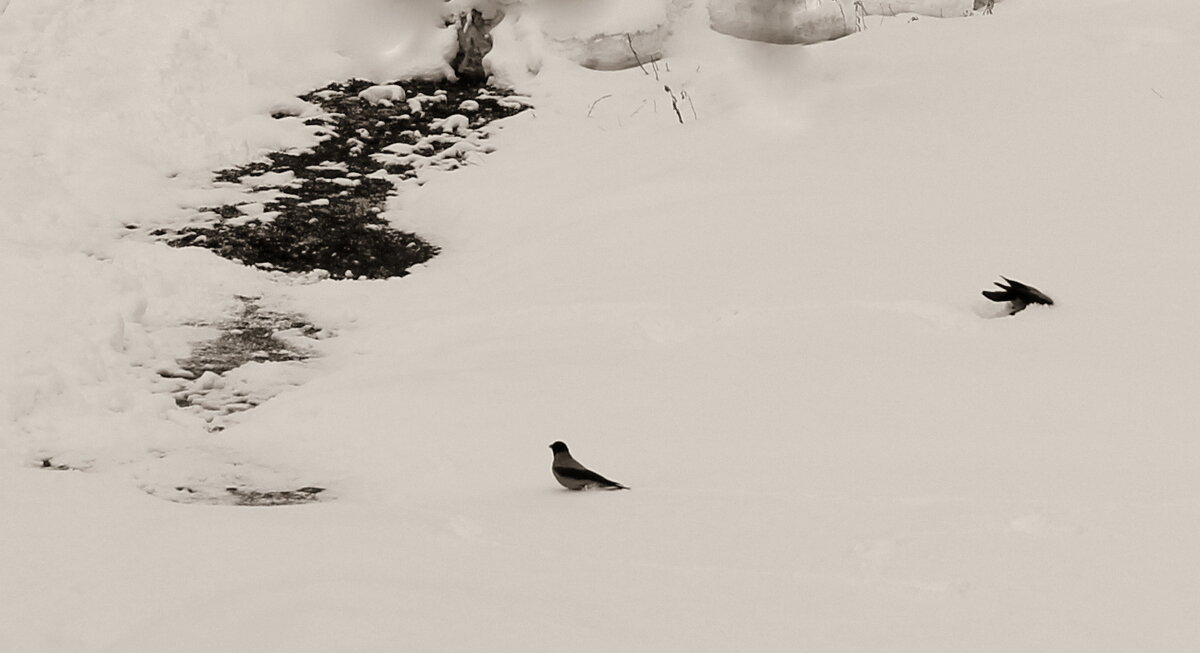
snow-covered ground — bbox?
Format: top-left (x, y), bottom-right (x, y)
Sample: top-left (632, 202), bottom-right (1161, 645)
top-left (3, 0), bottom-right (1200, 650)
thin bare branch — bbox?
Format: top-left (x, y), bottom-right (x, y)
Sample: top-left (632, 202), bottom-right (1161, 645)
top-left (586, 94), bottom-right (613, 117)
top-left (626, 34), bottom-right (649, 76)
top-left (682, 90), bottom-right (698, 121)
top-left (664, 85), bottom-right (684, 125)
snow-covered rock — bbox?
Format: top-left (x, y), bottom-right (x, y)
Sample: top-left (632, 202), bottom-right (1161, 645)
top-left (532, 0), bottom-right (691, 70)
top-left (857, 0), bottom-right (973, 17)
top-left (707, 0), bottom-right (857, 45)
top-left (357, 84), bottom-right (407, 107)
top-left (438, 114), bottom-right (471, 134)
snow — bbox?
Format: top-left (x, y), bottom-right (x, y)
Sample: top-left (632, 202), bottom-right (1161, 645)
top-left (858, 0), bottom-right (973, 17)
top-left (532, 0), bottom-right (682, 38)
top-left (357, 84), bottom-right (408, 106)
top-left (436, 113), bottom-right (471, 133)
top-left (4, 0), bottom-right (1200, 651)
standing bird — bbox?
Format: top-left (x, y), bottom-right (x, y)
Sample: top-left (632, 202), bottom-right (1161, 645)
top-left (982, 276), bottom-right (1054, 315)
top-left (549, 441), bottom-right (629, 491)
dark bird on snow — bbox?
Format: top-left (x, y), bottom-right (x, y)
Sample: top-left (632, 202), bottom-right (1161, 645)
top-left (549, 441), bottom-right (628, 491)
top-left (982, 276), bottom-right (1054, 315)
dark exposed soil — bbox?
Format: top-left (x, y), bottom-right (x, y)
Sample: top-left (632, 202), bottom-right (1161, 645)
top-left (159, 78), bottom-right (531, 279)
top-left (224, 485), bottom-right (326, 506)
top-left (164, 484), bottom-right (328, 506)
top-left (160, 296), bottom-right (325, 435)
top-left (174, 296), bottom-right (317, 380)
top-left (124, 79), bottom-right (532, 505)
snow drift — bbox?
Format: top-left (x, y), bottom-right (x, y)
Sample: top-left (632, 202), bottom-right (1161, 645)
top-left (3, 0), bottom-right (1200, 652)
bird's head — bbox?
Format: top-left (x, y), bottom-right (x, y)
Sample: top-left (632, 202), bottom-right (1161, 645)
top-left (549, 441), bottom-right (569, 454)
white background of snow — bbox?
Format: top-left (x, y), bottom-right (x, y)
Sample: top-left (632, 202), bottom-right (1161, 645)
top-left (3, 0), bottom-right (1200, 651)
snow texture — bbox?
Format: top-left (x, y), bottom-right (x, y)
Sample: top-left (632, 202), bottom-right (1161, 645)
top-left (357, 84), bottom-right (408, 106)
top-left (3, 0), bottom-right (1200, 651)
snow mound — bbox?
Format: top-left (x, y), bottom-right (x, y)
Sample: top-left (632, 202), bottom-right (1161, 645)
top-left (357, 84), bottom-right (407, 107)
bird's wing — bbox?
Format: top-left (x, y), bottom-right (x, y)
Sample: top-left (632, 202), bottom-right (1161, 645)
top-left (1022, 286), bottom-right (1054, 305)
top-left (553, 465), bottom-right (626, 489)
top-left (1001, 277), bottom-right (1054, 305)
top-left (982, 289), bottom-right (1012, 302)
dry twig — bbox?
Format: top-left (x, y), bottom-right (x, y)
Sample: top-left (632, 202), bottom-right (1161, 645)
top-left (587, 94), bottom-right (613, 117)
top-left (664, 85), bottom-right (684, 124)
top-left (626, 34), bottom-right (648, 76)
top-left (682, 90), bottom-right (698, 121)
